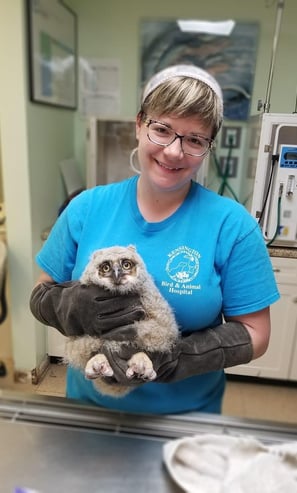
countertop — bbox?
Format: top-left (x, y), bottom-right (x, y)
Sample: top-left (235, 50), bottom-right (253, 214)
top-left (0, 392), bottom-right (297, 493)
top-left (268, 246), bottom-right (297, 259)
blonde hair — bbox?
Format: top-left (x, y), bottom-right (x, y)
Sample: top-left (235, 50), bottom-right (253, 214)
top-left (140, 76), bottom-right (223, 138)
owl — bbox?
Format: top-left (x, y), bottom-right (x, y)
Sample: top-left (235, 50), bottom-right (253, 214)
top-left (64, 245), bottom-right (179, 397)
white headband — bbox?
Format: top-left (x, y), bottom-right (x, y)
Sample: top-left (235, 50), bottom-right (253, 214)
top-left (142, 64), bottom-right (223, 116)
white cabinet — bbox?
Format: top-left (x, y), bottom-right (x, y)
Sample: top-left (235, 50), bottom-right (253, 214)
top-left (290, 343), bottom-right (297, 380)
top-left (47, 327), bottom-right (66, 358)
top-left (289, 287), bottom-right (297, 379)
top-left (226, 256), bottom-right (297, 381)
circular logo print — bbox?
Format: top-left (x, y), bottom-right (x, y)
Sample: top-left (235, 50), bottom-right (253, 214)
top-left (166, 247), bottom-right (200, 283)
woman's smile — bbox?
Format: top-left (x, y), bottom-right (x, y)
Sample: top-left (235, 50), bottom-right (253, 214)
top-left (155, 159), bottom-right (184, 172)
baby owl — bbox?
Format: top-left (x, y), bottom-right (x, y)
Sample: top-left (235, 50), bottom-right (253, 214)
top-left (64, 245), bottom-right (179, 397)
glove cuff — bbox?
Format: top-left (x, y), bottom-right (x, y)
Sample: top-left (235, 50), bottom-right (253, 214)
top-left (30, 282), bottom-right (56, 326)
top-left (29, 281), bottom-right (76, 335)
top-left (155, 321), bottom-right (253, 383)
top-left (210, 321), bottom-right (253, 368)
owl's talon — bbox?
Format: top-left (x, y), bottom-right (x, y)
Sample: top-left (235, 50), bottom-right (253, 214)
top-left (126, 368), bottom-right (135, 379)
top-left (85, 353), bottom-right (114, 379)
top-left (126, 352), bottom-right (157, 381)
top-left (146, 369), bottom-right (157, 381)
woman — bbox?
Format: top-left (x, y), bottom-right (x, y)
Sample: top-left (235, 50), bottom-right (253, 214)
top-left (30, 65), bottom-right (279, 414)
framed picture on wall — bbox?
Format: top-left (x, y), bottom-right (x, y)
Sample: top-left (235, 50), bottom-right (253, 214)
top-left (26, 0), bottom-right (77, 109)
top-left (140, 20), bottom-right (259, 121)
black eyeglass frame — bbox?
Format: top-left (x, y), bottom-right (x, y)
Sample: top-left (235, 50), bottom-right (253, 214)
top-left (144, 118), bottom-right (215, 157)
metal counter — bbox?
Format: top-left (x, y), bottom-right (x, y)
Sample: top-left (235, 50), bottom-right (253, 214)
top-left (0, 391), bottom-right (296, 493)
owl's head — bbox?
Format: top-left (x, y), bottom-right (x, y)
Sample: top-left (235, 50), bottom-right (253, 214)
top-left (81, 245), bottom-right (146, 294)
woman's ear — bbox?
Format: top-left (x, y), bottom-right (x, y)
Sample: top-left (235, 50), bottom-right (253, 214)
top-left (135, 112), bottom-right (142, 140)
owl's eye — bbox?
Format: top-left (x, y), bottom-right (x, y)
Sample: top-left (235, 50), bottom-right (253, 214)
top-left (100, 261), bottom-right (111, 273)
top-left (121, 259), bottom-right (133, 270)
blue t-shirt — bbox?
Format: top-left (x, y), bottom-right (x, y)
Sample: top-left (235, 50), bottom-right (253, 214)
top-left (36, 176), bottom-right (279, 414)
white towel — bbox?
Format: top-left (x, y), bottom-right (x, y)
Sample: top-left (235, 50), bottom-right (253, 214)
top-left (163, 434), bottom-right (297, 493)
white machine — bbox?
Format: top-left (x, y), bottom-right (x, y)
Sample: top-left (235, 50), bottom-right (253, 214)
top-left (250, 1), bottom-right (297, 247)
top-left (251, 113), bottom-right (297, 247)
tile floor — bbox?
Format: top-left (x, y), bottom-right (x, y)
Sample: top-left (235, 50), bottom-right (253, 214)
top-left (0, 360), bottom-right (296, 425)
top-left (223, 377), bottom-right (297, 424)
top-left (0, 359), bottom-right (66, 398)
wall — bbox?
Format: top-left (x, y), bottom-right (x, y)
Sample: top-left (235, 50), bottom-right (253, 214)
top-left (67, 0), bottom-right (297, 174)
top-left (0, 1), bottom-right (75, 371)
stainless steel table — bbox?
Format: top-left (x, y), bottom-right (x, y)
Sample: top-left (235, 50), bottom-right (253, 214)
top-left (0, 390), bottom-right (296, 493)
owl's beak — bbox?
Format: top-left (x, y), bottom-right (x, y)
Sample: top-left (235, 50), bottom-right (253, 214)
top-left (112, 264), bottom-right (122, 284)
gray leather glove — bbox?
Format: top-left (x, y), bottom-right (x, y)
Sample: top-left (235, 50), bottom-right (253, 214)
top-left (29, 281), bottom-right (146, 337)
top-left (100, 322), bottom-right (253, 385)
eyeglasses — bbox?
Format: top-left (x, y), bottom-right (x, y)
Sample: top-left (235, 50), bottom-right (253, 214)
top-left (145, 118), bottom-right (214, 157)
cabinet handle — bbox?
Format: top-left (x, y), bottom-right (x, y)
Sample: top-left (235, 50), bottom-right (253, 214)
top-left (273, 268), bottom-right (281, 272)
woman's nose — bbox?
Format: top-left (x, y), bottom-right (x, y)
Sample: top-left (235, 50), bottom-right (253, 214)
top-left (163, 136), bottom-right (184, 159)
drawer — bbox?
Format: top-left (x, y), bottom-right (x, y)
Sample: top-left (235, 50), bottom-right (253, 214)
top-left (271, 257), bottom-right (297, 284)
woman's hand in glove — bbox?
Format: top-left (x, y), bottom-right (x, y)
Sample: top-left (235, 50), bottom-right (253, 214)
top-left (100, 322), bottom-right (253, 385)
top-left (30, 280), bottom-right (146, 337)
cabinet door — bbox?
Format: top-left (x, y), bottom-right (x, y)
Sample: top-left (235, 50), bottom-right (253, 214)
top-left (47, 327), bottom-right (66, 358)
top-left (226, 284), bottom-right (297, 379)
top-left (288, 295), bottom-right (297, 380)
